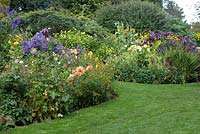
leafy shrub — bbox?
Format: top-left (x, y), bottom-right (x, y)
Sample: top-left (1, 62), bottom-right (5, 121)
top-left (161, 48), bottom-right (200, 83)
top-left (54, 30), bottom-right (99, 52)
top-left (54, 29), bottom-right (118, 60)
top-left (10, 0), bottom-right (110, 16)
top-left (17, 9), bottom-right (83, 34)
top-left (6, 9), bottom-right (111, 38)
top-left (67, 53), bottom-right (115, 109)
top-left (111, 49), bottom-right (170, 84)
top-left (10, 0), bottom-right (58, 12)
top-left (95, 0), bottom-right (167, 32)
top-left (165, 16), bottom-right (191, 35)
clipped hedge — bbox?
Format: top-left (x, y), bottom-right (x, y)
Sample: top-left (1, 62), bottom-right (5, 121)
top-left (95, 0), bottom-right (167, 32)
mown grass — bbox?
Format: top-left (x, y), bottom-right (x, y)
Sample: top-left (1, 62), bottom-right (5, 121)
top-left (8, 82), bottom-right (200, 134)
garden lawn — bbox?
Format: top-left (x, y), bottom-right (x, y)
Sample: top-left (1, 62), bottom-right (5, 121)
top-left (8, 82), bottom-right (200, 134)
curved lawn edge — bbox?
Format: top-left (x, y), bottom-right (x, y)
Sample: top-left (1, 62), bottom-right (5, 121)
top-left (8, 82), bottom-right (200, 134)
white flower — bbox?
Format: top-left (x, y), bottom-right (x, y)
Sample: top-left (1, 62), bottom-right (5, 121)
top-left (15, 59), bottom-right (19, 63)
top-left (58, 62), bottom-right (61, 65)
top-left (19, 60), bottom-right (24, 64)
top-left (58, 113), bottom-right (63, 118)
top-left (137, 46), bottom-right (142, 51)
top-left (18, 7), bottom-right (22, 11)
top-left (143, 44), bottom-right (148, 48)
top-left (25, 65), bottom-right (28, 68)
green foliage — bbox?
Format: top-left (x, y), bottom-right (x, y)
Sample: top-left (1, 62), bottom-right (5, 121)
top-left (95, 0), bottom-right (168, 33)
top-left (8, 9), bottom-right (111, 37)
top-left (161, 48), bottom-right (200, 83)
top-left (10, 0), bottom-right (58, 12)
top-left (165, 16), bottom-right (191, 35)
top-left (17, 9), bottom-right (82, 34)
top-left (10, 0), bottom-right (110, 16)
top-left (67, 54), bottom-right (115, 109)
top-left (111, 50), bottom-right (170, 84)
top-left (54, 30), bottom-right (100, 52)
top-left (54, 29), bottom-right (118, 60)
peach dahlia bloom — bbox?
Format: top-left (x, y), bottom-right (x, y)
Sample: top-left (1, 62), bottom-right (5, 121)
top-left (86, 65), bottom-right (93, 71)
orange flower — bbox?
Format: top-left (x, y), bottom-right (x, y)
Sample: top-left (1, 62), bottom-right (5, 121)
top-left (86, 65), bottom-right (93, 71)
top-left (75, 66), bottom-right (85, 77)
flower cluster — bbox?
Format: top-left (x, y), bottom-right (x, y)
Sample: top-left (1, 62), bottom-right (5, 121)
top-left (22, 31), bottom-right (49, 55)
top-left (128, 44), bottom-right (150, 52)
top-left (0, 6), bottom-right (22, 28)
top-left (67, 65), bottom-right (93, 83)
top-left (194, 32), bottom-right (200, 43)
top-left (140, 31), bottom-right (197, 52)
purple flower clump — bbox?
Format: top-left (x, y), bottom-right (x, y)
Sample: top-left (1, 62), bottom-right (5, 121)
top-left (6, 6), bottom-right (14, 16)
top-left (11, 17), bottom-right (22, 28)
top-left (0, 5), bottom-right (3, 13)
top-left (33, 32), bottom-right (48, 51)
top-left (53, 45), bottom-right (65, 53)
top-left (142, 31), bottom-right (197, 52)
top-left (22, 41), bottom-right (32, 55)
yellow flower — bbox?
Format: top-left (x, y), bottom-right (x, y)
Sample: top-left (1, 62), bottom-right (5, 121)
top-left (71, 49), bottom-right (78, 55)
top-left (88, 51), bottom-right (93, 57)
top-left (96, 64), bottom-right (99, 69)
top-left (94, 57), bottom-right (98, 61)
top-left (8, 40), bottom-right (12, 44)
top-left (13, 41), bottom-right (19, 45)
top-left (43, 90), bottom-right (48, 96)
top-left (131, 28), bottom-right (136, 33)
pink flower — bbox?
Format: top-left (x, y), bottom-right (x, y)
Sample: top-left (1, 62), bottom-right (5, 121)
top-left (75, 66), bottom-right (85, 77)
top-left (86, 65), bottom-right (93, 71)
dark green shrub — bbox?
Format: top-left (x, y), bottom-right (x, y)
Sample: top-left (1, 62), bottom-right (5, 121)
top-left (17, 9), bottom-right (84, 34)
top-left (10, 9), bottom-right (111, 37)
top-left (95, 0), bottom-right (167, 32)
top-left (10, 0), bottom-right (110, 16)
top-left (10, 0), bottom-right (58, 12)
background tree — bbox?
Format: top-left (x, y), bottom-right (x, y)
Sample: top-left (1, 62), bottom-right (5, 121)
top-left (164, 0), bottom-right (185, 19)
top-left (194, 1), bottom-right (200, 21)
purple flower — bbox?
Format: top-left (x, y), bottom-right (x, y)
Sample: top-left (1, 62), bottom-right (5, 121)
top-left (11, 20), bottom-right (17, 28)
top-left (22, 41), bottom-right (32, 54)
top-left (53, 45), bottom-right (65, 53)
top-left (11, 17), bottom-right (22, 28)
top-left (9, 9), bottom-right (14, 16)
top-left (16, 17), bottom-right (22, 24)
top-left (6, 6), bottom-right (10, 14)
top-left (6, 6), bottom-right (14, 16)
top-left (41, 28), bottom-right (50, 38)
top-left (33, 32), bottom-right (48, 51)
top-left (0, 5), bottom-right (3, 13)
